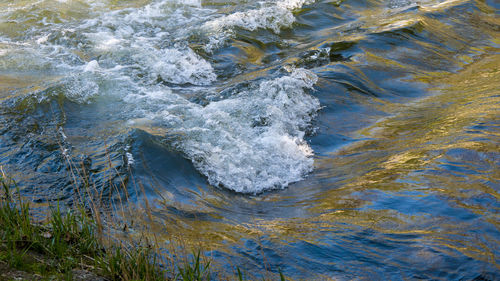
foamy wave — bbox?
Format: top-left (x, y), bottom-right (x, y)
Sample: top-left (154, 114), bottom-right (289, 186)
top-left (4, 0), bottom-right (321, 193)
top-left (204, 0), bottom-right (314, 33)
top-left (202, 0), bottom-right (315, 51)
top-left (167, 68), bottom-right (319, 193)
top-left (63, 73), bottom-right (100, 103)
top-left (133, 47), bottom-right (216, 86)
top-left (125, 68), bottom-right (319, 193)
top-left (82, 0), bottom-right (216, 86)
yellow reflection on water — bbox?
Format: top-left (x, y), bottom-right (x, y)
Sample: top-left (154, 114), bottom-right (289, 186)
top-left (313, 52), bottom-right (500, 267)
top-left (128, 52), bottom-right (500, 272)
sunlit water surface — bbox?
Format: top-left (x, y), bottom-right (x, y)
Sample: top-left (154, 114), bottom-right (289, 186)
top-left (0, 0), bottom-right (499, 279)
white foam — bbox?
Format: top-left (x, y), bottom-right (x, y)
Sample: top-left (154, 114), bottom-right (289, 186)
top-left (63, 74), bottom-right (100, 103)
top-left (58, 127), bottom-right (67, 140)
top-left (3, 0), bottom-right (321, 193)
top-left (36, 34), bottom-right (49, 44)
top-left (121, 68), bottom-right (319, 193)
top-left (164, 68), bottom-right (320, 193)
top-left (125, 145), bottom-right (135, 166)
top-left (84, 60), bottom-right (100, 72)
top-left (201, 0), bottom-right (315, 52)
top-left (132, 47), bottom-right (216, 86)
top-left (81, 1), bottom-right (217, 86)
top-left (203, 0), bottom-right (315, 33)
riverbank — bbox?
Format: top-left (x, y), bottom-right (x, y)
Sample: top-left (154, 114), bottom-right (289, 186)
top-left (0, 171), bottom-right (212, 281)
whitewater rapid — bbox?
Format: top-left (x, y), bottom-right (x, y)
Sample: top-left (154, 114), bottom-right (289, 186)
top-left (1, 0), bottom-right (320, 193)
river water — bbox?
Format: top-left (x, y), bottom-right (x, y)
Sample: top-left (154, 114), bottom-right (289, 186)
top-left (0, 0), bottom-right (499, 279)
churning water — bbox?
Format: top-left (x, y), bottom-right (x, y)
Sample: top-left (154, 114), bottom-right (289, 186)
top-left (0, 0), bottom-right (499, 279)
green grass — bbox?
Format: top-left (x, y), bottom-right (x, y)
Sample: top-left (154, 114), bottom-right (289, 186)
top-left (176, 251), bottom-right (211, 281)
top-left (0, 168), bottom-right (288, 281)
top-left (0, 172), bottom-right (171, 280)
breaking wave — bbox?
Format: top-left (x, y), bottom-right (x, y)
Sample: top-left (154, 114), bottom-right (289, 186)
top-left (1, 0), bottom-right (320, 193)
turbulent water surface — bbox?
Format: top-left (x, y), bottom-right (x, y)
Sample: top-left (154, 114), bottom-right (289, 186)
top-left (0, 0), bottom-right (499, 279)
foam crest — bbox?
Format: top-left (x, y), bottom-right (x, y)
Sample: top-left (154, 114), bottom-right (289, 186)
top-left (125, 68), bottom-right (319, 193)
top-left (132, 47), bottom-right (216, 86)
top-left (62, 73), bottom-right (100, 103)
top-left (167, 68), bottom-right (320, 193)
top-left (203, 0), bottom-right (315, 33)
top-left (82, 0), bottom-right (216, 86)
top-left (3, 0), bottom-right (321, 193)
